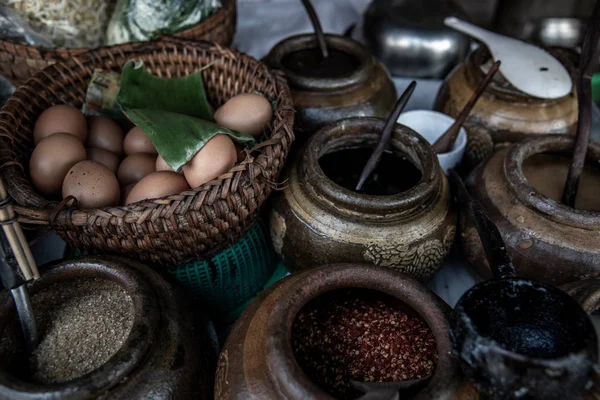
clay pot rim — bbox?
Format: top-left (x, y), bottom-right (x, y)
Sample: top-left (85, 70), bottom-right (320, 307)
top-left (265, 33), bottom-right (373, 91)
top-left (264, 263), bottom-right (457, 399)
top-left (454, 276), bottom-right (597, 367)
top-left (466, 47), bottom-right (574, 103)
top-left (0, 256), bottom-right (158, 397)
top-left (504, 134), bottom-right (600, 229)
top-left (301, 117), bottom-right (442, 218)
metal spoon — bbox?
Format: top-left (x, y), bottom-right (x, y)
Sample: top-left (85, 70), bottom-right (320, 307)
top-left (444, 17), bottom-right (572, 99)
top-left (355, 81), bottom-right (417, 191)
top-left (432, 60), bottom-right (500, 154)
top-left (353, 377), bottom-right (430, 400)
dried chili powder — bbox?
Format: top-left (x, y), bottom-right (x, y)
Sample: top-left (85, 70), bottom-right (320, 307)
top-left (291, 289), bottom-right (438, 399)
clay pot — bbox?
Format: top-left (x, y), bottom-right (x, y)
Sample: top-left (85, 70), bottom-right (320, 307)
top-left (434, 47), bottom-right (577, 171)
top-left (269, 117), bottom-right (456, 281)
top-left (0, 256), bottom-right (216, 400)
top-left (561, 279), bottom-right (600, 399)
top-left (215, 264), bottom-right (469, 399)
top-left (461, 135), bottom-right (600, 285)
top-left (264, 34), bottom-right (397, 144)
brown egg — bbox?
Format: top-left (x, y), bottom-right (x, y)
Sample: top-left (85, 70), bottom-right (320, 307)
top-left (117, 153), bottom-right (157, 186)
top-left (86, 148), bottom-right (120, 173)
top-left (121, 183), bottom-right (136, 205)
top-left (86, 117), bottom-right (124, 155)
top-left (156, 154), bottom-right (175, 172)
top-left (33, 105), bottom-right (87, 144)
top-left (236, 145), bottom-right (248, 163)
top-left (62, 161), bottom-right (120, 209)
top-left (124, 126), bottom-right (157, 155)
top-left (214, 93), bottom-right (272, 137)
top-left (183, 134), bottom-right (237, 188)
top-left (126, 171), bottom-right (190, 205)
top-left (30, 133), bottom-right (86, 197)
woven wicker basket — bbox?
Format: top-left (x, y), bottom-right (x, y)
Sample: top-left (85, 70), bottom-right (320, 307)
top-left (0, 0), bottom-right (237, 85)
top-left (0, 37), bottom-right (294, 266)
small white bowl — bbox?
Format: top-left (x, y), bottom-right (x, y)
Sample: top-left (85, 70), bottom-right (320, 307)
top-left (397, 110), bottom-right (467, 174)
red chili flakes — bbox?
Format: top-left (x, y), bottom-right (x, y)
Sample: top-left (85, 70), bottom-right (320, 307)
top-left (291, 289), bottom-right (438, 399)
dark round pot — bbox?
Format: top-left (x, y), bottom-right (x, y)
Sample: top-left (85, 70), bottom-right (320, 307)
top-left (0, 256), bottom-right (216, 399)
top-left (264, 34), bottom-right (397, 144)
top-left (461, 135), bottom-right (600, 285)
top-left (269, 117), bottom-right (456, 280)
top-left (215, 264), bottom-right (471, 399)
top-left (434, 47), bottom-right (578, 171)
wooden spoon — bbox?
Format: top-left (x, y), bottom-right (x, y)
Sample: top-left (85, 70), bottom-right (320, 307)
top-left (355, 81), bottom-right (417, 192)
top-left (300, 0), bottom-right (329, 59)
top-left (562, 0), bottom-right (600, 207)
top-left (432, 60), bottom-right (501, 154)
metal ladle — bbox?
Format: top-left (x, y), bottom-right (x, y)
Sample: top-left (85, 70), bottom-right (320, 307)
top-left (449, 170), bottom-right (597, 400)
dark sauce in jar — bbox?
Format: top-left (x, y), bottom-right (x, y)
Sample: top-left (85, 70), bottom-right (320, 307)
top-left (319, 147), bottom-right (422, 195)
top-left (281, 48), bottom-right (360, 78)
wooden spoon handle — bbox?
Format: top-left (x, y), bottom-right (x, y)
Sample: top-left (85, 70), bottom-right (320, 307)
top-left (355, 81), bottom-right (417, 191)
top-left (432, 60), bottom-right (500, 154)
top-left (300, 0), bottom-right (329, 59)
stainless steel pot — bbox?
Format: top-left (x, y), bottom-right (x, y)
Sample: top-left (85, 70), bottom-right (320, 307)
top-left (361, 0), bottom-right (470, 79)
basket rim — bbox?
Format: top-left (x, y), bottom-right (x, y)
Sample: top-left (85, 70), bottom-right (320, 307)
top-left (0, 37), bottom-right (294, 229)
top-left (0, 0), bottom-right (236, 58)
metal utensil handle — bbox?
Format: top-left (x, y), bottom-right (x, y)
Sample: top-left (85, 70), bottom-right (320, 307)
top-left (449, 170), bottom-right (516, 279)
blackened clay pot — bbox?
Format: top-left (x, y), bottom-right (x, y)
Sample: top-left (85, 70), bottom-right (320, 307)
top-left (215, 264), bottom-right (471, 399)
top-left (269, 117), bottom-right (456, 280)
top-left (434, 47), bottom-right (577, 171)
top-left (560, 280), bottom-right (600, 399)
top-left (461, 135), bottom-right (600, 285)
top-left (0, 256), bottom-right (216, 400)
top-left (264, 34), bottom-right (397, 144)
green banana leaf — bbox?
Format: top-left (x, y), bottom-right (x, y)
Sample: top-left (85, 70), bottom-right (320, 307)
top-left (123, 108), bottom-right (255, 172)
top-left (117, 61), bottom-right (255, 171)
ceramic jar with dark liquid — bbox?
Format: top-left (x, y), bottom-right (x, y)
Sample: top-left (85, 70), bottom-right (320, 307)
top-left (0, 256), bottom-right (216, 400)
top-left (215, 264), bottom-right (479, 400)
top-left (264, 34), bottom-right (397, 144)
top-left (434, 47), bottom-right (578, 170)
top-left (269, 117), bottom-right (456, 280)
top-left (461, 135), bottom-right (600, 285)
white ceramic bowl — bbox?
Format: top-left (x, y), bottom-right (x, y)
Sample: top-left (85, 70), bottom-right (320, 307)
top-left (397, 110), bottom-right (467, 174)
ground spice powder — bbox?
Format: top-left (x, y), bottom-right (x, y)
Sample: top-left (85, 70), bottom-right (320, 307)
top-left (0, 278), bottom-right (134, 384)
top-left (291, 289), bottom-right (438, 399)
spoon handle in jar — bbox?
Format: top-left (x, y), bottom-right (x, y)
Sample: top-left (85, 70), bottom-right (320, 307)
top-left (562, 0), bottom-right (600, 207)
top-left (356, 81), bottom-right (417, 192)
top-left (432, 60), bottom-right (500, 154)
top-left (300, 0), bottom-right (329, 59)
top-left (449, 170), bottom-right (516, 279)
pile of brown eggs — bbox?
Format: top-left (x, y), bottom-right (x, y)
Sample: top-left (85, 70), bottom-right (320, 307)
top-left (29, 93), bottom-right (272, 209)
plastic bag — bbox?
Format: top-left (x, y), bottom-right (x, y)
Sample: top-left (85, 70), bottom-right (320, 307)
top-left (106, 0), bottom-right (222, 45)
top-left (0, 5), bottom-right (52, 46)
top-left (5, 0), bottom-right (116, 48)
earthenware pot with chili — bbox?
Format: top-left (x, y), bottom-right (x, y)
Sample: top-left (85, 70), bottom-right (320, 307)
top-left (215, 263), bottom-right (479, 400)
top-left (0, 256), bottom-right (217, 400)
top-left (461, 134), bottom-right (600, 285)
top-left (269, 117), bottom-right (456, 281)
top-left (434, 47), bottom-right (578, 171)
top-left (264, 34), bottom-right (397, 145)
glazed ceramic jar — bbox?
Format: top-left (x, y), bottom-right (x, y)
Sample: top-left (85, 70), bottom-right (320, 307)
top-left (461, 135), bottom-right (600, 285)
top-left (434, 47), bottom-right (577, 170)
top-left (0, 256), bottom-right (216, 400)
top-left (215, 264), bottom-right (474, 400)
top-left (269, 117), bottom-right (456, 281)
top-left (264, 34), bottom-right (397, 144)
